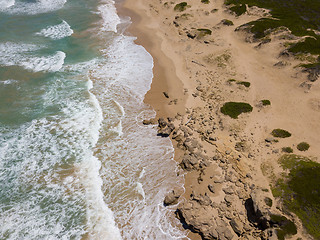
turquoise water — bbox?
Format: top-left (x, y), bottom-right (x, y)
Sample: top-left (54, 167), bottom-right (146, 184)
top-left (0, 0), bottom-right (187, 239)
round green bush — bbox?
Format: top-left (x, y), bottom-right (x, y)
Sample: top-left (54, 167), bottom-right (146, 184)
top-left (282, 147), bottom-right (293, 153)
top-left (174, 2), bottom-right (188, 11)
top-left (297, 142), bottom-right (310, 151)
top-left (261, 99), bottom-right (271, 106)
top-left (221, 102), bottom-right (253, 119)
top-left (271, 129), bottom-right (292, 138)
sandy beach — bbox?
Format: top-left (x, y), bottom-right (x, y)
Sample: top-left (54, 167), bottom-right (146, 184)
top-left (118, 0), bottom-right (320, 239)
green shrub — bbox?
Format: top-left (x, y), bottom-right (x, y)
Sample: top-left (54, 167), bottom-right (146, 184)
top-left (221, 102), bottom-right (253, 119)
top-left (224, 0), bottom-right (320, 61)
top-left (271, 129), bottom-right (292, 138)
top-left (227, 79), bottom-right (237, 83)
top-left (201, 0), bottom-right (210, 3)
top-left (272, 154), bottom-right (320, 239)
top-left (229, 4), bottom-right (247, 16)
top-left (261, 99), bottom-right (271, 106)
top-left (197, 29), bottom-right (212, 38)
top-left (264, 197), bottom-right (273, 207)
top-left (221, 19), bottom-right (234, 26)
top-left (237, 81), bottom-right (250, 87)
top-left (282, 147), bottom-right (293, 153)
top-left (289, 37), bottom-right (320, 55)
top-left (174, 2), bottom-right (189, 11)
top-left (270, 215), bottom-right (297, 240)
top-left (297, 142), bottom-right (310, 151)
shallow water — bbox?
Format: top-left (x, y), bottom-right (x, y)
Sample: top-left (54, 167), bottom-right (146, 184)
top-left (0, 0), bottom-right (187, 239)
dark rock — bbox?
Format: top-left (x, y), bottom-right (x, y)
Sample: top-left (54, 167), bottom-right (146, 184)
top-left (229, 218), bottom-right (244, 236)
top-left (158, 118), bottom-right (168, 128)
top-left (187, 32), bottom-right (196, 39)
top-left (180, 154), bottom-right (198, 171)
top-left (176, 202), bottom-right (218, 240)
top-left (163, 91), bottom-right (170, 98)
top-left (303, 66), bottom-right (320, 82)
top-left (143, 119), bottom-right (157, 125)
top-left (183, 138), bottom-right (199, 153)
top-left (164, 189), bottom-right (182, 206)
top-left (157, 118), bottom-right (175, 137)
top-left (208, 184), bottom-right (215, 193)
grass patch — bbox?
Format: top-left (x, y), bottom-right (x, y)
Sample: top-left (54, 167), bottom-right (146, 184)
top-left (229, 4), bottom-right (247, 16)
top-left (261, 99), bottom-right (271, 106)
top-left (224, 0), bottom-right (320, 71)
top-left (297, 142), bottom-right (310, 151)
top-left (201, 0), bottom-right (210, 4)
top-left (272, 154), bottom-right (320, 239)
top-left (270, 214), bottom-right (297, 240)
top-left (227, 79), bottom-right (250, 87)
top-left (205, 52), bottom-right (232, 68)
top-left (227, 78), bottom-right (237, 83)
top-left (197, 28), bottom-right (212, 38)
top-left (264, 197), bottom-right (273, 207)
top-left (282, 147), bottom-right (293, 153)
top-left (174, 2), bottom-right (189, 12)
top-left (236, 81), bottom-right (251, 87)
top-left (221, 102), bottom-right (253, 119)
top-left (271, 129), bottom-right (291, 138)
top-left (221, 19), bottom-right (234, 26)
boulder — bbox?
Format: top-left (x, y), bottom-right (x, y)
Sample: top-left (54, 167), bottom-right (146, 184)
top-left (142, 119), bottom-right (157, 125)
top-left (157, 118), bottom-right (175, 137)
top-left (229, 218), bottom-right (244, 236)
top-left (176, 201), bottom-right (218, 240)
top-left (191, 192), bottom-right (212, 206)
top-left (245, 189), bottom-right (272, 230)
top-left (164, 189), bottom-right (182, 206)
top-left (180, 154), bottom-right (198, 171)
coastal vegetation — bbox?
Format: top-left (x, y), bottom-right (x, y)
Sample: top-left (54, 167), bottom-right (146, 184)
top-left (197, 28), bottom-right (212, 38)
top-left (272, 154), bottom-right (320, 239)
top-left (236, 81), bottom-right (250, 88)
top-left (224, 0), bottom-right (320, 70)
top-left (229, 3), bottom-right (246, 16)
top-left (174, 2), bottom-right (190, 12)
top-left (264, 197), bottom-right (272, 207)
top-left (271, 129), bottom-right (291, 138)
top-left (220, 102), bottom-right (253, 118)
top-left (297, 142), bottom-right (310, 151)
top-left (261, 99), bottom-right (271, 106)
top-left (221, 19), bottom-right (234, 26)
top-left (282, 147), bottom-right (293, 153)
top-left (201, 0), bottom-right (210, 4)
top-left (227, 79), bottom-right (250, 87)
top-left (270, 214), bottom-right (297, 240)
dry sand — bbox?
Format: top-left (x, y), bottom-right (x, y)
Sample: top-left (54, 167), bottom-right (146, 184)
top-left (117, 0), bottom-right (320, 239)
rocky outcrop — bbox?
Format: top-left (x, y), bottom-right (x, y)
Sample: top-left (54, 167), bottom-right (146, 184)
top-left (157, 118), bottom-right (175, 137)
top-left (164, 189), bottom-right (182, 206)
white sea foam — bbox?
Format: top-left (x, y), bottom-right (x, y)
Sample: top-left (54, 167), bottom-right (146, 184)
top-left (0, 0), bottom-right (67, 15)
top-left (0, 42), bottom-right (65, 72)
top-left (0, 73), bottom-right (123, 239)
top-left (89, 31), bottom-right (189, 239)
top-left (0, 0), bottom-right (15, 10)
top-left (36, 20), bottom-right (73, 40)
top-left (97, 0), bottom-right (121, 33)
top-left (0, 79), bottom-right (19, 85)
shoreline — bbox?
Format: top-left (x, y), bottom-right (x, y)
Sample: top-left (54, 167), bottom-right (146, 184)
top-left (116, 0), bottom-right (320, 239)
top-left (116, 0), bottom-right (187, 119)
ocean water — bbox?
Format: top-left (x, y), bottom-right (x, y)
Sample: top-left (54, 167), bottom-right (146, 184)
top-left (0, 0), bottom-right (187, 239)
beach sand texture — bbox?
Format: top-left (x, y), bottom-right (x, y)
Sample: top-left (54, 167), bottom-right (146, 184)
top-left (119, 0), bottom-right (320, 239)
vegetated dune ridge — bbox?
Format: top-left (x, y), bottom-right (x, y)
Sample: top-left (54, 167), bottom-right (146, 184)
top-left (119, 0), bottom-right (320, 239)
